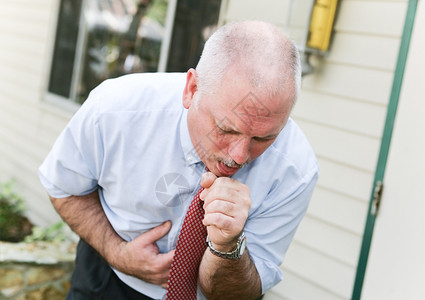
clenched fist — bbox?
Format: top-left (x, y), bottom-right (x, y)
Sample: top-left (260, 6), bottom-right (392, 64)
top-left (200, 172), bottom-right (251, 252)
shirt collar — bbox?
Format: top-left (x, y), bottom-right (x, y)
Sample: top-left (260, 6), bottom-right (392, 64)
top-left (180, 109), bottom-right (202, 166)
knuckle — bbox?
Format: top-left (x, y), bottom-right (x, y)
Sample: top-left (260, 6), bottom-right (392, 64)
top-left (219, 216), bottom-right (233, 230)
top-left (216, 177), bottom-right (234, 185)
top-left (215, 177), bottom-right (227, 184)
top-left (224, 201), bottom-right (234, 214)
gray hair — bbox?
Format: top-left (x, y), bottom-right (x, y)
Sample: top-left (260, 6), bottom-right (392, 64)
top-left (195, 20), bottom-right (301, 107)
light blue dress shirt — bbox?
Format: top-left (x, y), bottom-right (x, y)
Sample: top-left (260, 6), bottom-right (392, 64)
top-left (39, 72), bottom-right (319, 299)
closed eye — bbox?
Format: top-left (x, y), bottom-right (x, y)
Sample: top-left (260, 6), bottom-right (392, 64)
top-left (253, 136), bottom-right (276, 142)
top-left (217, 123), bottom-right (277, 142)
top-left (217, 125), bottom-right (239, 135)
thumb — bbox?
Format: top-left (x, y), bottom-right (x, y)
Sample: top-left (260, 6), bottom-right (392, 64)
top-left (200, 171), bottom-right (217, 189)
top-left (138, 221), bottom-right (172, 245)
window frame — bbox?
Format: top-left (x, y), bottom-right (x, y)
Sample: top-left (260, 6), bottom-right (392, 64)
top-left (44, 0), bottom-right (177, 110)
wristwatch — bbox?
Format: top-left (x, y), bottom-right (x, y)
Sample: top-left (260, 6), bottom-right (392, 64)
top-left (206, 232), bottom-right (247, 260)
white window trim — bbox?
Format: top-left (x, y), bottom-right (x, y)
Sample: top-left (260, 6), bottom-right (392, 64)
top-left (44, 0), bottom-right (177, 111)
top-left (158, 0), bottom-right (177, 72)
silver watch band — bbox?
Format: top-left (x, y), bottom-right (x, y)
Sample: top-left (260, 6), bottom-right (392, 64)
top-left (206, 232), bottom-right (246, 260)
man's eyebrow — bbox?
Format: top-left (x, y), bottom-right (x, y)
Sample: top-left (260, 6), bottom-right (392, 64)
top-left (217, 123), bottom-right (237, 132)
top-left (216, 118), bottom-right (238, 131)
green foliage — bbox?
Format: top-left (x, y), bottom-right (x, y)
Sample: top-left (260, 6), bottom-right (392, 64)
top-left (0, 181), bottom-right (71, 243)
top-left (0, 180), bottom-right (33, 242)
top-left (0, 180), bottom-right (25, 214)
top-left (146, 0), bottom-right (168, 25)
top-left (24, 221), bottom-right (69, 243)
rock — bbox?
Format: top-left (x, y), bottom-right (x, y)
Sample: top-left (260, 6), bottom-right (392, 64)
top-left (0, 241), bottom-right (76, 264)
top-left (0, 241), bottom-right (75, 299)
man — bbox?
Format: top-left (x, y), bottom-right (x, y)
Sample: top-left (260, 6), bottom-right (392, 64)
top-left (39, 20), bottom-right (319, 299)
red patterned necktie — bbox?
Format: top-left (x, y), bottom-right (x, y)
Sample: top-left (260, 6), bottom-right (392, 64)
top-left (166, 186), bottom-right (207, 299)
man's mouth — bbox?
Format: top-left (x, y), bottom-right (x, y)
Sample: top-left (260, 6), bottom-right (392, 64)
top-left (216, 159), bottom-right (245, 176)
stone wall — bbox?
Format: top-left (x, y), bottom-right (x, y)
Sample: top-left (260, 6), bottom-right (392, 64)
top-left (0, 242), bottom-right (76, 300)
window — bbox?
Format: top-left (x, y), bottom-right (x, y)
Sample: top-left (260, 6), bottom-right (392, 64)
top-left (166, 0), bottom-right (222, 71)
top-left (48, 0), bottom-right (82, 99)
top-left (47, 0), bottom-right (221, 105)
top-left (48, 0), bottom-right (170, 104)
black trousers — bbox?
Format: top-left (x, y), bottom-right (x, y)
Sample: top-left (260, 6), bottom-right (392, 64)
top-left (67, 239), bottom-right (153, 300)
top-left (68, 240), bottom-right (265, 300)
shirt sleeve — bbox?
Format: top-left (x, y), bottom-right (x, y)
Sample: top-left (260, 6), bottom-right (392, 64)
top-left (245, 166), bottom-right (319, 294)
top-left (39, 90), bottom-right (104, 198)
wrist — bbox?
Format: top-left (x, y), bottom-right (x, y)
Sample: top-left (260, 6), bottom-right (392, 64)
top-left (106, 240), bottom-right (128, 271)
top-left (206, 232), bottom-right (247, 260)
top-left (208, 240), bottom-right (237, 252)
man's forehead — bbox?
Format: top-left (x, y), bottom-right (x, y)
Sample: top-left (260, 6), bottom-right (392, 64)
top-left (231, 92), bottom-right (272, 120)
top-left (216, 90), bottom-right (289, 123)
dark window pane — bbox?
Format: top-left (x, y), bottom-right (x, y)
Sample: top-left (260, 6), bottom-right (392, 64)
top-left (76, 0), bottom-right (168, 104)
top-left (48, 0), bottom-right (82, 98)
top-left (166, 0), bottom-right (221, 72)
top-left (48, 0), bottom-right (168, 104)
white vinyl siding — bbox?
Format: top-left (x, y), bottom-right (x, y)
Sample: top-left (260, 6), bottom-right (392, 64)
top-left (0, 0), bottom-right (71, 226)
top-left (221, 0), bottom-right (292, 26)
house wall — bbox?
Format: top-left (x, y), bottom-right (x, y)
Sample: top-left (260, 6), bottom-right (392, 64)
top-left (0, 0), bottom-right (420, 299)
top-left (361, 1), bottom-right (425, 299)
top-left (219, 0), bottom-right (408, 299)
top-left (0, 0), bottom-right (70, 226)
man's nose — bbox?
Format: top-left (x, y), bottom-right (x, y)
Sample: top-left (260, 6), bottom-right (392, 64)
top-left (228, 137), bottom-right (250, 165)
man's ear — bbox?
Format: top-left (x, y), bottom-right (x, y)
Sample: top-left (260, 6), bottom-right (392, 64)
top-left (182, 68), bottom-right (198, 109)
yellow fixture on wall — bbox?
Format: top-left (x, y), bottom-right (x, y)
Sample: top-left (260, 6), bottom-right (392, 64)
top-left (307, 0), bottom-right (339, 52)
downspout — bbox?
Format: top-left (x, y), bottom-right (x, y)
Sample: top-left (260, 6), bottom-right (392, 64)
top-left (351, 0), bottom-right (418, 299)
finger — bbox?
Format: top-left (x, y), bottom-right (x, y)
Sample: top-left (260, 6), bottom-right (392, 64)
top-left (156, 249), bottom-right (175, 288)
top-left (146, 270), bottom-right (170, 287)
top-left (142, 249), bottom-right (175, 285)
top-left (204, 199), bottom-right (235, 217)
top-left (201, 179), bottom-right (231, 204)
top-left (161, 283), bottom-right (169, 289)
top-left (138, 221), bottom-right (172, 245)
top-left (152, 249), bottom-right (175, 278)
top-left (203, 212), bottom-right (234, 231)
top-left (202, 187), bottom-right (242, 211)
top-left (158, 249), bottom-right (175, 266)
